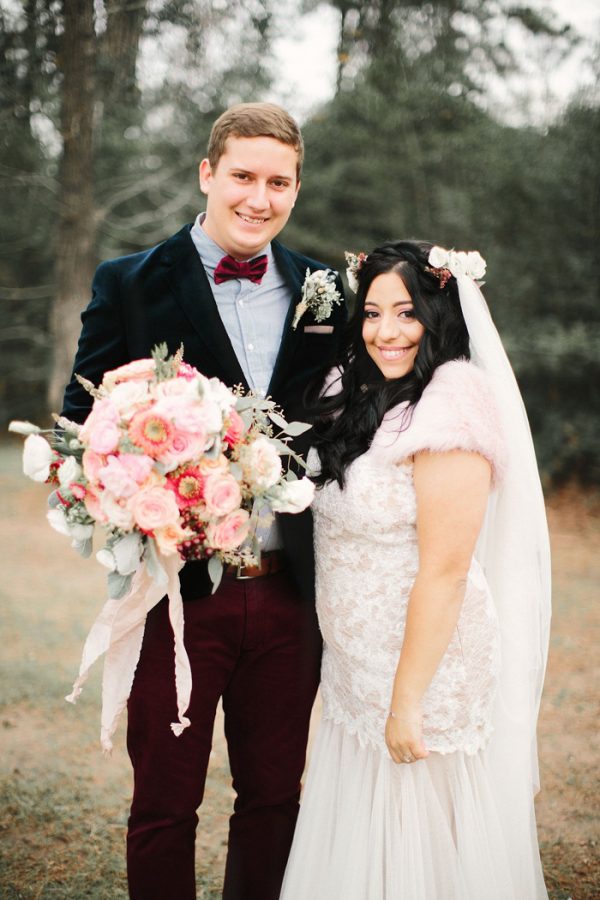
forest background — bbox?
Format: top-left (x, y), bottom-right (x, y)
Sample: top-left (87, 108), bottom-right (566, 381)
top-left (1, 0), bottom-right (599, 487)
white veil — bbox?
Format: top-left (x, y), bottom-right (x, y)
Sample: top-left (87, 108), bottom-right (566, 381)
top-left (455, 266), bottom-right (551, 892)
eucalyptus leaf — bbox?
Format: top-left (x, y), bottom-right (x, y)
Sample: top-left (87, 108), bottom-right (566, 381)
top-left (268, 411), bottom-right (290, 430)
top-left (280, 421), bottom-right (312, 437)
top-left (144, 538), bottom-right (168, 588)
top-left (107, 571), bottom-right (133, 600)
top-left (208, 555), bottom-right (224, 594)
top-left (73, 538), bottom-right (93, 558)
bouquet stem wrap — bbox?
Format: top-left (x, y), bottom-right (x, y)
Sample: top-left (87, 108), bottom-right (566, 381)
top-left (65, 552), bottom-right (188, 753)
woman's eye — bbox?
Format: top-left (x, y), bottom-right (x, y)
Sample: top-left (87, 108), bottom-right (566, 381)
top-left (364, 310), bottom-right (378, 319)
top-left (400, 309), bottom-right (415, 319)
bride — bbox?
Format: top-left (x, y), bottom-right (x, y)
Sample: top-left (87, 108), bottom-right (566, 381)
top-left (280, 240), bottom-right (551, 899)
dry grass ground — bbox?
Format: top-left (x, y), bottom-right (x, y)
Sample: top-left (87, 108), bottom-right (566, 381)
top-left (0, 443), bottom-right (598, 899)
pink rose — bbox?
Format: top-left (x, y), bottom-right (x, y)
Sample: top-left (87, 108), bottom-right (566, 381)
top-left (223, 409), bottom-right (245, 447)
top-left (102, 358), bottom-right (156, 389)
top-left (198, 453), bottom-right (229, 475)
top-left (79, 398), bottom-right (122, 455)
top-left (153, 523), bottom-right (190, 556)
top-left (203, 473), bottom-right (242, 517)
top-left (154, 396), bottom-right (221, 435)
top-left (161, 430), bottom-right (207, 469)
top-left (205, 509), bottom-right (250, 551)
top-left (128, 485), bottom-right (180, 532)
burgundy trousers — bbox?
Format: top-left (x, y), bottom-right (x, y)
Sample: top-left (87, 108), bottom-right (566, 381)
top-left (126, 570), bottom-right (321, 900)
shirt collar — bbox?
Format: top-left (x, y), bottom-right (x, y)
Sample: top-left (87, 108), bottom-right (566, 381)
top-left (190, 212), bottom-right (272, 278)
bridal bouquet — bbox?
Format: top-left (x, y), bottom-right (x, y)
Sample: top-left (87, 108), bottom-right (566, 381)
top-left (10, 345), bottom-right (314, 749)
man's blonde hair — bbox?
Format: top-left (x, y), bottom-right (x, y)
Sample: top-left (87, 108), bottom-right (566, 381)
top-left (207, 102), bottom-right (304, 180)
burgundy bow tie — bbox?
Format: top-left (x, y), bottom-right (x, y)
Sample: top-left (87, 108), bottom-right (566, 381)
top-left (214, 254), bottom-right (268, 285)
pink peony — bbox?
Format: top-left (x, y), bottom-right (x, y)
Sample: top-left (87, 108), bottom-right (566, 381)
top-left (128, 485), bottom-right (180, 533)
top-left (223, 409), bottom-right (245, 447)
top-left (99, 455), bottom-right (140, 498)
top-left (203, 473), bottom-right (242, 517)
top-left (129, 409), bottom-right (175, 458)
top-left (119, 453), bottom-right (154, 484)
top-left (205, 509), bottom-right (250, 551)
top-left (88, 419), bottom-right (121, 455)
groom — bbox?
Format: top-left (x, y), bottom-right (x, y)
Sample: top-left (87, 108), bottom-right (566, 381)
top-left (61, 102), bottom-right (346, 899)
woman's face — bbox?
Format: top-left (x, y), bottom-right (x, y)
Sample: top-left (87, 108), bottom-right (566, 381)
top-left (362, 272), bottom-right (426, 379)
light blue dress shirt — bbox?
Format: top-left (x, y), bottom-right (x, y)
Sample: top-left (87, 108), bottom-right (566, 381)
top-left (190, 213), bottom-right (290, 397)
top-left (190, 213), bottom-right (289, 550)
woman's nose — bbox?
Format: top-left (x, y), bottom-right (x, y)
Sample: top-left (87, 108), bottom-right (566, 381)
top-left (378, 314), bottom-right (401, 341)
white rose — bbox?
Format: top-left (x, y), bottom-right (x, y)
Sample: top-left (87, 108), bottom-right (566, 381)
top-left (243, 436), bottom-right (282, 490)
top-left (465, 251), bottom-right (486, 280)
top-left (23, 434), bottom-right (54, 482)
top-left (428, 246), bottom-right (449, 269)
top-left (267, 477), bottom-right (315, 514)
top-left (58, 455), bottom-right (82, 487)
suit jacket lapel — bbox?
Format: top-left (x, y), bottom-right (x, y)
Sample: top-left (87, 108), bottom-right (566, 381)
top-left (160, 226), bottom-right (249, 389)
top-left (268, 240), bottom-right (306, 396)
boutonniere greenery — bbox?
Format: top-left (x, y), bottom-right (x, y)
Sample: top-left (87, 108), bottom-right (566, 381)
top-left (292, 268), bottom-right (343, 330)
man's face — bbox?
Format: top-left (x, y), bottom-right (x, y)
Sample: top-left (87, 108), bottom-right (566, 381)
top-left (199, 135), bottom-right (300, 260)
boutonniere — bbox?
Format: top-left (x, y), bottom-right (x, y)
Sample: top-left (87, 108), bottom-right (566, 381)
top-left (292, 268), bottom-right (343, 330)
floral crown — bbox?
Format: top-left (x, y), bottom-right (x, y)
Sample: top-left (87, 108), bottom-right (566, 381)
top-left (425, 246), bottom-right (486, 287)
top-left (344, 250), bottom-right (368, 293)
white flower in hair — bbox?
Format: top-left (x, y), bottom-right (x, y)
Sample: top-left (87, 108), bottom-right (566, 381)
top-left (344, 250), bottom-right (368, 293)
top-left (427, 246), bottom-right (486, 283)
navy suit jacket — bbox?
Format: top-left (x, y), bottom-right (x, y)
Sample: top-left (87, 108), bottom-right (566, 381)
top-left (61, 224), bottom-right (346, 601)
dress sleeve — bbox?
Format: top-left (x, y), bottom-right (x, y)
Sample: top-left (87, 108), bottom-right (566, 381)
top-left (371, 360), bottom-right (507, 485)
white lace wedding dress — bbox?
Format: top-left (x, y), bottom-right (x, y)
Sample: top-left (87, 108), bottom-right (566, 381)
top-left (280, 361), bottom-right (548, 900)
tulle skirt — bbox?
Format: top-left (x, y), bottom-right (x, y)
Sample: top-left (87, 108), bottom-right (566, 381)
top-left (280, 719), bottom-right (547, 900)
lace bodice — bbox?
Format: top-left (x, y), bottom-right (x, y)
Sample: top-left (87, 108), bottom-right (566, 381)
top-left (310, 423), bottom-right (501, 757)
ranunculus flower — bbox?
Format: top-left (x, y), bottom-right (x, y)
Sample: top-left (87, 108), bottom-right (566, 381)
top-left (129, 409), bottom-right (175, 458)
top-left (203, 473), bottom-right (242, 517)
top-left (205, 509), bottom-right (250, 551)
top-left (153, 523), bottom-right (190, 556)
top-left (242, 436), bottom-right (282, 490)
top-left (102, 359), bottom-right (156, 389)
top-left (128, 485), bottom-right (180, 532)
top-left (197, 453), bottom-right (229, 475)
top-left (23, 433), bottom-right (54, 482)
top-left (223, 409), bottom-right (245, 447)
top-left (267, 477), bottom-right (315, 513)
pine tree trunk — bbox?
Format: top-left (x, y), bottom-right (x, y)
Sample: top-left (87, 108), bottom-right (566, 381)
top-left (48, 0), bottom-right (96, 412)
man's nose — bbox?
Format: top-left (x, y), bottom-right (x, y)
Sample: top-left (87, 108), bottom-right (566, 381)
top-left (247, 182), bottom-right (269, 210)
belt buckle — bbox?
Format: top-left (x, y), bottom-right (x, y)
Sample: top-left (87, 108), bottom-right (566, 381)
top-left (235, 562), bottom-right (254, 580)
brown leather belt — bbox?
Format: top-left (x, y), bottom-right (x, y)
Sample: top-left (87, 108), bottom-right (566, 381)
top-left (223, 550), bottom-right (287, 580)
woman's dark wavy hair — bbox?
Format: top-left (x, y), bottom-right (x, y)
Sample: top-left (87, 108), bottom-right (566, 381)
top-left (308, 239), bottom-right (470, 488)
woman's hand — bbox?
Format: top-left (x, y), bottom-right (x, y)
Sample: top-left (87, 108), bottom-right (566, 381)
top-left (384, 704), bottom-right (429, 765)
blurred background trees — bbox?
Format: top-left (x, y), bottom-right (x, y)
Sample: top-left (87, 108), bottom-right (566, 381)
top-left (1, 0), bottom-right (598, 484)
